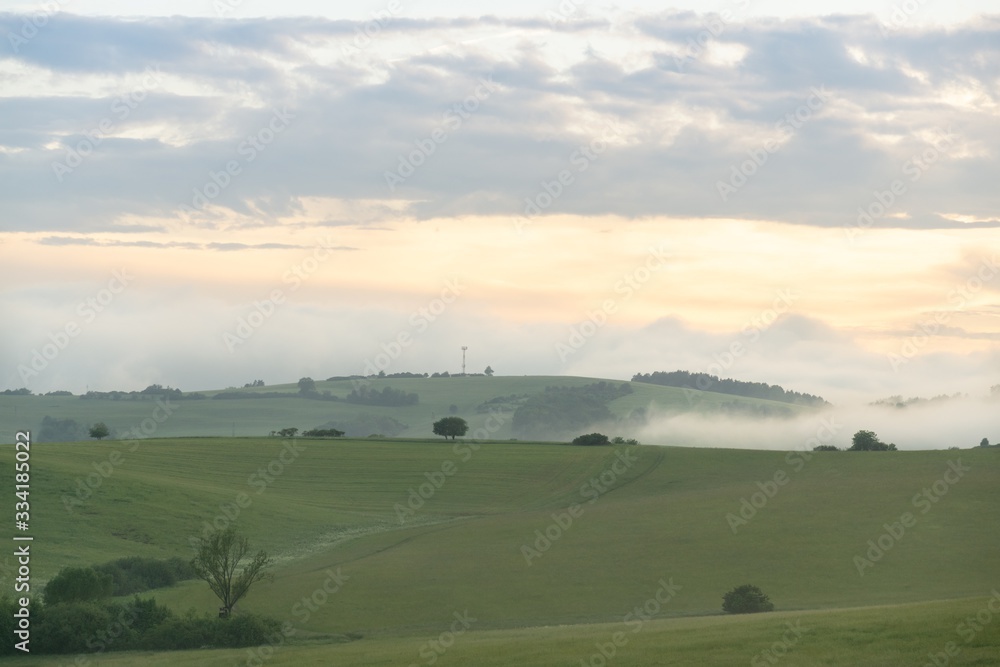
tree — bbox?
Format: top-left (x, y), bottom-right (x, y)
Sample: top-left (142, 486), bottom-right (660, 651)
top-left (448, 404), bottom-right (459, 415)
top-left (89, 422), bottom-right (110, 440)
top-left (433, 417), bottom-right (468, 440)
top-left (982, 438), bottom-right (991, 447)
top-left (297, 377), bottom-right (316, 394)
top-left (572, 433), bottom-right (610, 446)
top-left (722, 584), bottom-right (774, 614)
top-left (849, 430), bottom-right (897, 451)
top-left (190, 528), bottom-right (273, 618)
top-left (484, 366), bottom-right (494, 377)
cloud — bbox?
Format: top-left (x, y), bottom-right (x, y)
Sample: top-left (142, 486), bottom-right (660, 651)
top-left (34, 236), bottom-right (357, 251)
top-left (0, 13), bottom-right (997, 233)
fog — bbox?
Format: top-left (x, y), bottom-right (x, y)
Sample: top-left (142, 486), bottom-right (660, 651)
top-left (636, 395), bottom-right (999, 451)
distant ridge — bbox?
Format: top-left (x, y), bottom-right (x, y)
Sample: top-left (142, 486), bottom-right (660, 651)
top-left (632, 370), bottom-right (829, 407)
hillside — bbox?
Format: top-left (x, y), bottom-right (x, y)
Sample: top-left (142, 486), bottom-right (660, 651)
top-left (2, 437), bottom-right (996, 663)
top-left (0, 375), bottom-right (813, 442)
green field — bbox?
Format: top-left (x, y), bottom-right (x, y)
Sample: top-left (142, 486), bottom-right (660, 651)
top-left (1, 434), bottom-right (997, 665)
top-left (0, 374), bottom-right (807, 441)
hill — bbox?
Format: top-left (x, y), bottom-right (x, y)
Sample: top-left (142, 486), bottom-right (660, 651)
top-left (0, 374), bottom-right (813, 442)
top-left (1, 436), bottom-right (996, 664)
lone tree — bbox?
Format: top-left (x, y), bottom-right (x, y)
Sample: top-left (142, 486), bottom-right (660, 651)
top-left (433, 416), bottom-right (468, 440)
top-left (89, 423), bottom-right (110, 440)
top-left (572, 433), bottom-right (610, 446)
top-left (484, 365), bottom-right (494, 377)
top-left (297, 377), bottom-right (316, 394)
top-left (849, 429), bottom-right (897, 451)
top-left (190, 528), bottom-right (273, 618)
top-left (982, 438), bottom-right (991, 447)
top-left (722, 584), bottom-right (774, 614)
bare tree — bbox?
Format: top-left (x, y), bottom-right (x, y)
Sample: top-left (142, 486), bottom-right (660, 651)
top-left (190, 528), bottom-right (272, 618)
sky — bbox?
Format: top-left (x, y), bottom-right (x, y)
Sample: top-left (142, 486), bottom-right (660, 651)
top-left (0, 0), bottom-right (998, 404)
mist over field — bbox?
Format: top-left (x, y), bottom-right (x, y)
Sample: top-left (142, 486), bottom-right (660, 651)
top-left (638, 395), bottom-right (999, 451)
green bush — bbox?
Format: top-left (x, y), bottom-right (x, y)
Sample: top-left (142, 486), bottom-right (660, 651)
top-left (35, 602), bottom-right (115, 653)
top-left (572, 433), bottom-right (610, 446)
top-left (94, 556), bottom-right (196, 596)
top-left (722, 584), bottom-right (775, 614)
top-left (43, 566), bottom-right (113, 605)
top-left (139, 611), bottom-right (282, 650)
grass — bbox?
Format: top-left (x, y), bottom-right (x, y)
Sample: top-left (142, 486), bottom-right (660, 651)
top-left (1, 436), bottom-right (996, 663)
top-left (0, 374), bottom-right (809, 441)
top-left (5, 597), bottom-right (1000, 666)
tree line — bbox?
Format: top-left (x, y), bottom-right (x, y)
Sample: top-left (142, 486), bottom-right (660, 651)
top-left (632, 370), bottom-right (828, 407)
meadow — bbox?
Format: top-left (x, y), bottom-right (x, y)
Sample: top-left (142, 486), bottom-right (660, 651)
top-left (1, 429), bottom-right (996, 665)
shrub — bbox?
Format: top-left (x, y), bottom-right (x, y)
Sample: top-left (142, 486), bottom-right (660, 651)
top-left (44, 566), bottom-right (113, 605)
top-left (813, 445), bottom-right (839, 451)
top-left (572, 433), bottom-right (610, 446)
top-left (722, 584), bottom-right (774, 614)
top-left (94, 556), bottom-right (196, 596)
top-left (34, 602), bottom-right (115, 654)
top-left (139, 611), bottom-right (282, 650)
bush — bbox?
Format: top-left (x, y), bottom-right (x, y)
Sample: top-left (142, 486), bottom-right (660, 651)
top-left (813, 445), bottom-right (839, 451)
top-left (722, 584), bottom-right (774, 614)
top-left (35, 602), bottom-right (115, 653)
top-left (94, 556), bottom-right (196, 596)
top-left (572, 433), bottom-right (610, 446)
top-left (44, 566), bottom-right (113, 605)
top-left (140, 611), bottom-right (282, 650)
top-left (849, 430), bottom-right (897, 451)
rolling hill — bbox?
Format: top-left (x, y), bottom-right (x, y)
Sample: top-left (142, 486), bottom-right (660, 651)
top-left (1, 434), bottom-right (996, 665)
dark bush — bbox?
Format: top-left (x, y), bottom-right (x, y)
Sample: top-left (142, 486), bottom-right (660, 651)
top-left (140, 611), bottom-right (282, 650)
top-left (94, 556), bottom-right (196, 596)
top-left (140, 611), bottom-right (215, 650)
top-left (34, 602), bottom-right (115, 653)
top-left (44, 566), bottom-right (113, 605)
top-left (722, 584), bottom-right (774, 614)
top-left (572, 433), bottom-right (611, 446)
